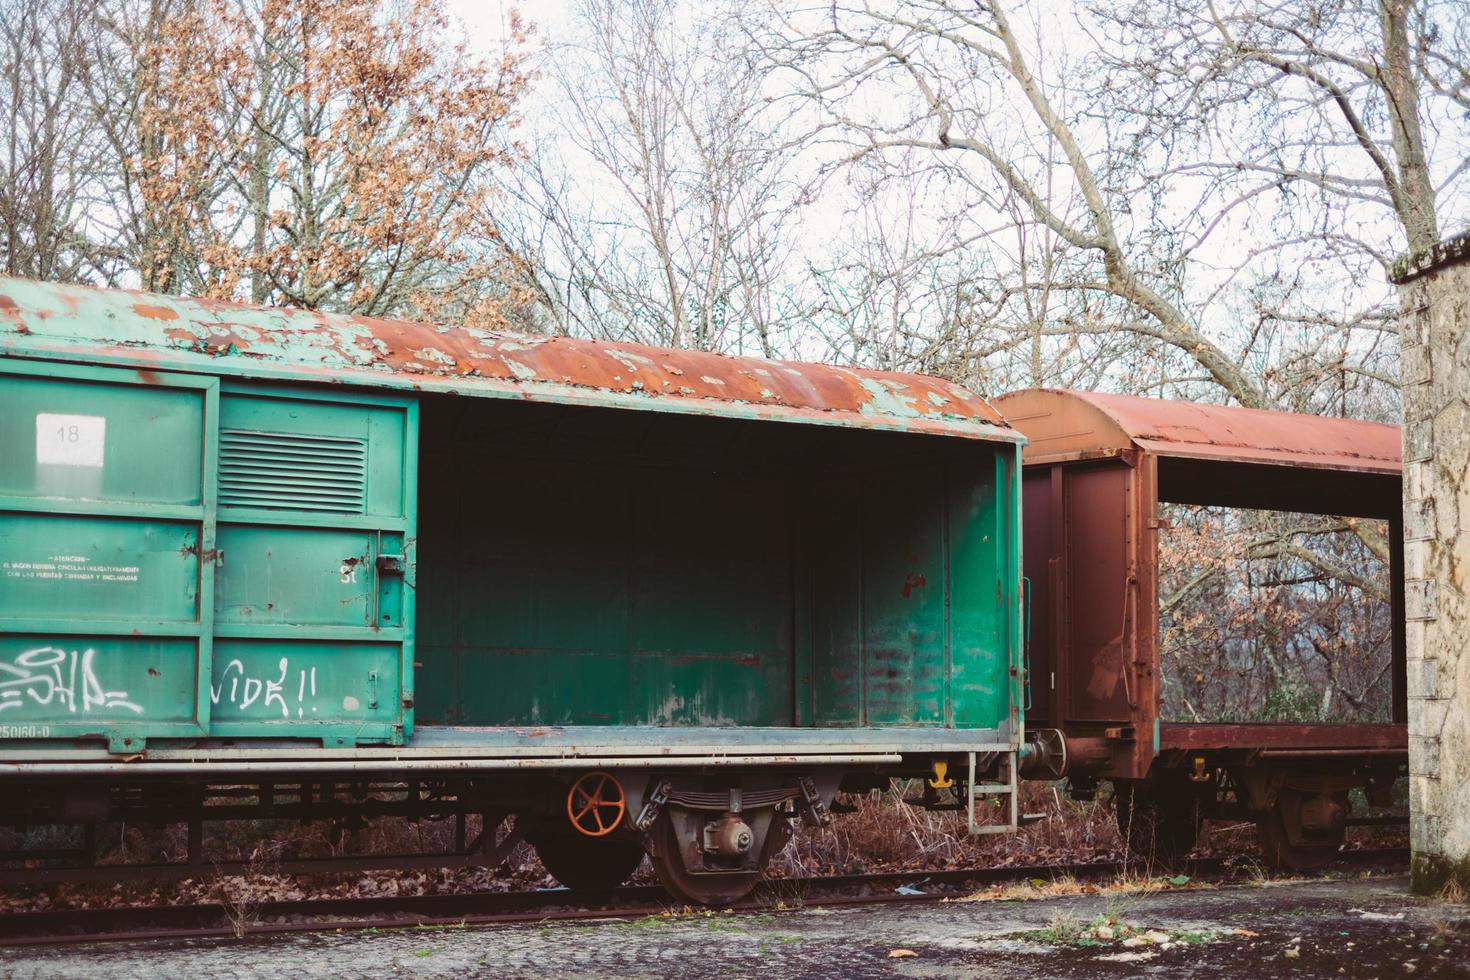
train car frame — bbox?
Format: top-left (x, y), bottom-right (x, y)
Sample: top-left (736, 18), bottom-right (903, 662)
top-left (0, 278), bottom-right (1026, 903)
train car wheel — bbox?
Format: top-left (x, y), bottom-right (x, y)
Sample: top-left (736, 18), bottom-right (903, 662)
top-left (648, 805), bottom-right (773, 906)
top-left (532, 831), bottom-right (646, 892)
top-left (1254, 789), bottom-right (1346, 872)
top-left (1114, 780), bottom-right (1200, 868)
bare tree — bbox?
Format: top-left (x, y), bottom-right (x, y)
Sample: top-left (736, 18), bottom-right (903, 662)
top-left (746, 0), bottom-right (1468, 412)
top-left (1095, 0), bottom-right (1469, 415)
top-left (213, 0), bottom-right (528, 319)
top-left (1159, 505), bottom-right (1394, 724)
top-left (1, 0), bottom-right (528, 320)
top-left (1134, 0), bottom-right (1466, 257)
top-left (504, 0), bottom-right (802, 353)
top-left (81, 0), bottom-right (250, 295)
top-left (756, 1), bottom-right (1282, 405)
top-left (0, 0), bottom-right (108, 281)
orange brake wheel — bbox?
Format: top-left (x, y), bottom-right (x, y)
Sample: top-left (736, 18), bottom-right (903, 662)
top-left (566, 771), bottom-right (626, 837)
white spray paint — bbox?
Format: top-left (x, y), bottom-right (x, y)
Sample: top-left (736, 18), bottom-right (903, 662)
top-left (212, 658), bottom-right (331, 719)
top-left (0, 646), bottom-right (143, 714)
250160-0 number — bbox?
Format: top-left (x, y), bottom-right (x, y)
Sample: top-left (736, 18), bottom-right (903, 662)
top-left (0, 725), bottom-right (52, 738)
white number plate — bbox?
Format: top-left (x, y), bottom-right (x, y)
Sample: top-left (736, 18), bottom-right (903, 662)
top-left (36, 413), bottom-right (106, 467)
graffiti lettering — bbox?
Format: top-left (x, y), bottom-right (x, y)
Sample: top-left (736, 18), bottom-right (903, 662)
top-left (212, 657), bottom-right (319, 719)
top-left (0, 647), bottom-right (144, 715)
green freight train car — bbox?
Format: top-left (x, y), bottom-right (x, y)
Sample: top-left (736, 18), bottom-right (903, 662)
top-left (0, 278), bottom-right (1024, 903)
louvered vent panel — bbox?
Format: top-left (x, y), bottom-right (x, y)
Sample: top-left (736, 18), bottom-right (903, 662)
top-left (219, 429), bottom-right (367, 513)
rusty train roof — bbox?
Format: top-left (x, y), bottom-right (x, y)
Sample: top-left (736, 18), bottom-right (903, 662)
top-left (993, 388), bottom-right (1400, 474)
top-left (0, 277), bottom-right (1018, 442)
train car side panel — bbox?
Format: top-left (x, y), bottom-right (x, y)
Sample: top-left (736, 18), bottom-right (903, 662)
top-left (0, 360), bottom-right (218, 749)
top-left (1061, 461), bottom-right (1136, 727)
top-left (947, 449), bottom-right (1021, 731)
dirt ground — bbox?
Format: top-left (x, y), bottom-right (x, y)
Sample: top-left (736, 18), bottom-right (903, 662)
top-left (2, 874), bottom-right (1465, 979)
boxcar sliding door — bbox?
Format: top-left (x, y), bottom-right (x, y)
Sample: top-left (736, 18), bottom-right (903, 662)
top-left (1060, 461), bottom-right (1140, 733)
top-left (210, 386), bottom-right (416, 746)
top-left (0, 360), bottom-right (218, 752)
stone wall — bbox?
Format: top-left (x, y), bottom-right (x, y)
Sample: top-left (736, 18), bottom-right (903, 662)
top-left (1392, 231), bottom-right (1470, 894)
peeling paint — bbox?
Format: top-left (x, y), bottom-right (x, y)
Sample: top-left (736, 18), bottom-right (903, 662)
top-left (503, 358), bottom-right (537, 381)
top-left (411, 346), bottom-right (456, 366)
top-left (0, 276), bottom-right (1020, 442)
top-left (132, 303), bottom-right (180, 321)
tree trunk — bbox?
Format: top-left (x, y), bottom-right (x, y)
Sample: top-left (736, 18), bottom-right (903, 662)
top-left (1378, 0), bottom-right (1439, 253)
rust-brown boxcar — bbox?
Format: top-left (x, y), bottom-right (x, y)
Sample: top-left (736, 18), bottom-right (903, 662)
top-left (999, 388), bottom-right (1405, 869)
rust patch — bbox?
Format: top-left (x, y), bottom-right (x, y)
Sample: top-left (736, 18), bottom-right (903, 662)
top-left (1087, 640), bottom-right (1125, 701)
top-left (671, 654), bottom-right (762, 667)
top-left (0, 293), bottom-right (25, 332)
top-left (996, 388), bottom-right (1399, 472)
top-left (900, 572), bottom-right (927, 598)
top-left (201, 331), bottom-right (248, 354)
top-left (133, 302), bottom-right (180, 321)
top-left (136, 369), bottom-right (163, 385)
top-left (148, 667), bottom-right (160, 677)
top-left (161, 324), bottom-right (251, 356)
top-left (0, 276), bottom-right (1018, 436)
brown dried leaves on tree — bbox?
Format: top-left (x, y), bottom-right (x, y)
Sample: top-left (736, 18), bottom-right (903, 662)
top-left (1157, 505), bottom-right (1394, 724)
top-left (120, 0), bottom-right (529, 323)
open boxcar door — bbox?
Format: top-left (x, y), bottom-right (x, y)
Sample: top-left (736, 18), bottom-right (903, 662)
top-left (1021, 454), bottom-right (1156, 779)
top-left (1061, 461), bottom-right (1146, 728)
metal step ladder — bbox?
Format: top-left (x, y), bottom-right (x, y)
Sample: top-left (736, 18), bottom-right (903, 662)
top-left (967, 751), bottom-right (1020, 835)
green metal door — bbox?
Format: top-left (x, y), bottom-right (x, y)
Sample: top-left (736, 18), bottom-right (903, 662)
top-left (0, 360), bottom-right (218, 751)
top-left (211, 386), bottom-right (416, 746)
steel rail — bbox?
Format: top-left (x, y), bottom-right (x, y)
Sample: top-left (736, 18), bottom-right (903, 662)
top-left (0, 847), bottom-right (1409, 947)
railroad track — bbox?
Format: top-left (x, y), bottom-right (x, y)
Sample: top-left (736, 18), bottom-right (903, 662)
top-left (0, 847), bottom-right (1409, 947)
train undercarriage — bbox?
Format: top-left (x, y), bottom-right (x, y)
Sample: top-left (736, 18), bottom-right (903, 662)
top-left (0, 750), bottom-right (1017, 905)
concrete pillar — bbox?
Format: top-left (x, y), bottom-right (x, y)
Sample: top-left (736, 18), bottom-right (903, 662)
top-left (1391, 231), bottom-right (1470, 894)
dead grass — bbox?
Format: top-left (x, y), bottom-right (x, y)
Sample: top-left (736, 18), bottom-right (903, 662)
top-left (214, 847), bottom-right (279, 938)
top-left (1439, 877), bottom-right (1467, 906)
top-left (0, 779), bottom-right (1409, 914)
top-left (957, 868), bottom-right (1180, 905)
top-left (770, 782), bottom-right (1121, 879)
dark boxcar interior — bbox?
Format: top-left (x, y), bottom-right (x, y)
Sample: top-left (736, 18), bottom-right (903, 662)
top-left (414, 395), bottom-right (1017, 733)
